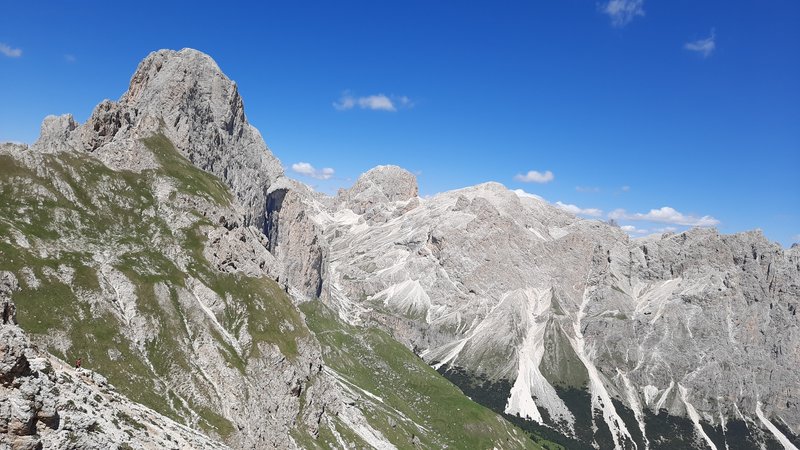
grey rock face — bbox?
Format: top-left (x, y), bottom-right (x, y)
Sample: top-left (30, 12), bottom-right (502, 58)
top-left (58, 50), bottom-right (277, 226)
top-left (118, 49), bottom-right (284, 228)
top-left (265, 179), bottom-right (329, 299)
top-left (338, 165), bottom-right (419, 216)
top-left (313, 179), bottom-right (800, 449)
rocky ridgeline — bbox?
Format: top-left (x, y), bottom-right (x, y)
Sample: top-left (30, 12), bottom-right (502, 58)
top-left (309, 165), bottom-right (800, 449)
top-left (2, 47), bottom-right (797, 449)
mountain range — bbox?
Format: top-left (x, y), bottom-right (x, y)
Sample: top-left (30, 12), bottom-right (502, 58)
top-left (1, 48), bottom-right (797, 450)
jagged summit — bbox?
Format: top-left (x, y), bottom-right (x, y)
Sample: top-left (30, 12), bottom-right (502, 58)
top-left (123, 49), bottom-right (225, 105)
top-left (34, 48), bottom-right (284, 229)
top-left (339, 165), bottom-right (419, 215)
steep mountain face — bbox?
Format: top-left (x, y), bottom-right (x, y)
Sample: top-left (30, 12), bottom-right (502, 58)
top-left (0, 48), bottom-right (548, 449)
top-left (310, 168), bottom-right (800, 449)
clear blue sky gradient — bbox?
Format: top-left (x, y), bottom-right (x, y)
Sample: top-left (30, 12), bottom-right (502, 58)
top-left (1, 1), bottom-right (798, 245)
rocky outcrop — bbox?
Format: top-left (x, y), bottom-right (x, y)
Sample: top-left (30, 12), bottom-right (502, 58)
top-left (265, 179), bottom-right (328, 299)
top-left (339, 165), bottom-right (418, 214)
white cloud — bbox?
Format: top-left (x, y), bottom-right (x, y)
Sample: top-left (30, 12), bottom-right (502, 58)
top-left (514, 170), bottom-right (554, 184)
top-left (0, 43), bottom-right (22, 58)
top-left (358, 94), bottom-right (395, 111)
top-left (685, 29), bottom-right (716, 58)
top-left (621, 185), bottom-right (631, 192)
top-left (609, 206), bottom-right (719, 226)
top-left (602, 0), bottom-right (645, 27)
top-left (555, 201), bottom-right (604, 217)
top-left (291, 162), bottom-right (335, 180)
top-left (396, 96), bottom-right (413, 108)
top-left (333, 92), bottom-right (411, 112)
top-left (621, 225), bottom-right (648, 234)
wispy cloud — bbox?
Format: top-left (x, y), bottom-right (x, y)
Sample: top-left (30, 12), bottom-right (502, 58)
top-left (333, 91), bottom-right (412, 112)
top-left (64, 54), bottom-right (77, 63)
top-left (514, 170), bottom-right (554, 184)
top-left (555, 201), bottom-right (603, 217)
top-left (602, 0), bottom-right (645, 27)
top-left (396, 96), bottom-right (413, 108)
top-left (291, 162), bottom-right (335, 180)
top-left (685, 29), bottom-right (716, 58)
top-left (609, 206), bottom-right (719, 226)
top-left (621, 185), bottom-right (631, 192)
top-left (0, 43), bottom-right (22, 58)
top-left (576, 186), bottom-right (600, 193)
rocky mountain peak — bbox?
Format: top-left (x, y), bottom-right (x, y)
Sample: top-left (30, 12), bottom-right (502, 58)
top-left (341, 164), bottom-right (419, 215)
top-left (122, 49), bottom-right (225, 105)
top-left (36, 49), bottom-right (285, 229)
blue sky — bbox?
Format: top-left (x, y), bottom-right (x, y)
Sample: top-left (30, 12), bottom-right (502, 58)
top-left (1, 1), bottom-right (798, 245)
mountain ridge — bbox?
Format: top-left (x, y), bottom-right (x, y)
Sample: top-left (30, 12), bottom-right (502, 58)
top-left (1, 47), bottom-right (797, 450)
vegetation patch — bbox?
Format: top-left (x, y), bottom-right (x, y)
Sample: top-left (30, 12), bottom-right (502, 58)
top-left (142, 134), bottom-right (232, 205)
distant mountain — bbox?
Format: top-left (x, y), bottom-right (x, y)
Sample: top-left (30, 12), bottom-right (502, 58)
top-left (306, 157), bottom-right (800, 450)
top-left (1, 48), bottom-right (796, 450)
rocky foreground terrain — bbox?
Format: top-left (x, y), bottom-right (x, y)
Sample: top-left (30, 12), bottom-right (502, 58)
top-left (1, 48), bottom-right (798, 449)
top-left (2, 272), bottom-right (228, 450)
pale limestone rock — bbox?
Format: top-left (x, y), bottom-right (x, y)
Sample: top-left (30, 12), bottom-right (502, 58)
top-left (314, 178), bottom-right (800, 447)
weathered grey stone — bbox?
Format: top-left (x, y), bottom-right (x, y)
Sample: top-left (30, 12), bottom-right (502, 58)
top-left (314, 178), bottom-right (800, 448)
